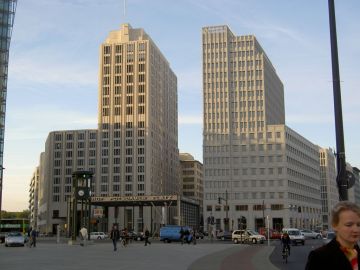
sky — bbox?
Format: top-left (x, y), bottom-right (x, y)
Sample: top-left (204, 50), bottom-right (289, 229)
top-left (2, 0), bottom-right (360, 211)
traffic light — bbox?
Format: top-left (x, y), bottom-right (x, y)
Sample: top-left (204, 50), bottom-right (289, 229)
top-left (218, 197), bottom-right (221, 204)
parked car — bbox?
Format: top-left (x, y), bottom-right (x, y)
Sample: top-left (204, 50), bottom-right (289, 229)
top-left (129, 231), bottom-right (144, 241)
top-left (5, 232), bottom-right (25, 247)
top-left (258, 228), bottom-right (281, 239)
top-left (232, 229), bottom-right (266, 244)
top-left (323, 231), bottom-right (336, 245)
top-left (89, 232), bottom-right (108, 240)
top-left (300, 229), bottom-right (322, 239)
top-left (282, 228), bottom-right (305, 245)
top-left (217, 231), bottom-right (232, 241)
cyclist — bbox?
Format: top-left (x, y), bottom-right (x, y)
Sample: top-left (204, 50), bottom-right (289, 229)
top-left (120, 228), bottom-right (128, 247)
top-left (281, 232), bottom-right (291, 256)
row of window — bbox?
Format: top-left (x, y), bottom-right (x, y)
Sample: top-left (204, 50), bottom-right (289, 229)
top-left (205, 192), bottom-right (284, 200)
top-left (102, 84), bottom-right (146, 97)
top-left (206, 204), bottom-right (284, 212)
top-left (54, 133), bottom-right (97, 141)
top-left (205, 179), bottom-right (284, 189)
top-left (205, 155), bottom-right (283, 166)
top-left (203, 131), bottom-right (282, 142)
top-left (204, 143), bottom-right (282, 154)
top-left (205, 89), bottom-right (264, 99)
top-left (203, 40), bottom-right (254, 50)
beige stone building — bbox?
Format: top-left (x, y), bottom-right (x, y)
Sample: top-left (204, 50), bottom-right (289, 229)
top-left (319, 148), bottom-right (338, 230)
top-left (33, 24), bottom-right (180, 234)
top-left (96, 23), bottom-right (179, 231)
top-left (353, 167), bottom-right (360, 206)
top-left (29, 166), bottom-right (39, 230)
top-left (179, 153), bottom-right (204, 212)
top-left (37, 130), bottom-right (97, 233)
top-left (202, 25), bottom-right (321, 232)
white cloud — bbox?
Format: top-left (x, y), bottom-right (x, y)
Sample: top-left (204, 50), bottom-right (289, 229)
top-left (6, 108), bottom-right (97, 141)
top-left (286, 113), bottom-right (333, 124)
top-left (177, 68), bottom-right (202, 94)
top-left (10, 53), bottom-right (98, 87)
top-left (179, 115), bottom-right (202, 125)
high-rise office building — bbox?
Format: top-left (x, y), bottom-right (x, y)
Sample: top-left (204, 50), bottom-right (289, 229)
top-left (96, 23), bottom-right (179, 230)
top-left (202, 25), bottom-right (321, 231)
top-left (0, 0), bottom-right (17, 215)
top-left (31, 24), bottom-right (181, 234)
top-left (97, 23), bottom-right (179, 197)
top-left (29, 167), bottom-right (39, 229)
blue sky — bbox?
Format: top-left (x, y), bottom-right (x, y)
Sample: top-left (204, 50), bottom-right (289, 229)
top-left (3, 0), bottom-right (359, 211)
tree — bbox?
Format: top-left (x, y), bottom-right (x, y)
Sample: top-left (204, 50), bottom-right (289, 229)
top-left (1, 210), bottom-right (30, 219)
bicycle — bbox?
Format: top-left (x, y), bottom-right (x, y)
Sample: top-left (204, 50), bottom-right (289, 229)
top-left (282, 246), bottom-right (289, 264)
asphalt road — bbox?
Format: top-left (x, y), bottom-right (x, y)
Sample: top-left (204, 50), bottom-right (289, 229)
top-left (270, 238), bottom-right (324, 270)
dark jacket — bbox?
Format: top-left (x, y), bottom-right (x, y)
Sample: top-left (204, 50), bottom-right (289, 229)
top-left (305, 238), bottom-right (360, 270)
top-left (110, 229), bottom-right (120, 240)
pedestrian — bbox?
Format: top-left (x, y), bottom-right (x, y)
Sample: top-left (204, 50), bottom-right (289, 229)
top-left (144, 227), bottom-right (151, 246)
top-left (305, 201), bottom-right (360, 270)
top-left (180, 227), bottom-right (185, 245)
top-left (79, 226), bottom-right (88, 247)
top-left (184, 228), bottom-right (190, 244)
top-left (110, 224), bottom-right (120, 251)
top-left (192, 230), bottom-right (197, 245)
top-left (30, 228), bottom-right (37, 247)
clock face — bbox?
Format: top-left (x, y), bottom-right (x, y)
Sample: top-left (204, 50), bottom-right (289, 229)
top-left (78, 190), bottom-right (85, 196)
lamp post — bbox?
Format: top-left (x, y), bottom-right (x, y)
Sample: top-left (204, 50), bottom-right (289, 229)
top-left (328, 0), bottom-right (348, 200)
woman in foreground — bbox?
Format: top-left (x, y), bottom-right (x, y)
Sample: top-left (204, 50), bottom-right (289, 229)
top-left (305, 201), bottom-right (360, 270)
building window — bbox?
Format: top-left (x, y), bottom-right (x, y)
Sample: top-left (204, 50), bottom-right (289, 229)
top-left (235, 205), bottom-right (248, 211)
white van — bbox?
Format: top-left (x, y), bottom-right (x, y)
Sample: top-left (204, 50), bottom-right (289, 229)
top-left (282, 228), bottom-right (305, 245)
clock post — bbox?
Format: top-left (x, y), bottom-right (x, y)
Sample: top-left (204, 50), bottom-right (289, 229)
top-left (70, 170), bottom-right (93, 243)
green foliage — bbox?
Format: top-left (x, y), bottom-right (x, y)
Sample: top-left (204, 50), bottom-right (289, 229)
top-left (1, 210), bottom-right (30, 219)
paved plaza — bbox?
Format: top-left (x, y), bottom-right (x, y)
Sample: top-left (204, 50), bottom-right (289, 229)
top-left (0, 240), bottom-right (278, 270)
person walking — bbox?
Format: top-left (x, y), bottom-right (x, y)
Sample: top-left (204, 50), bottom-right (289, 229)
top-left (191, 230), bottom-right (197, 245)
top-left (110, 225), bottom-right (120, 251)
top-left (180, 227), bottom-right (185, 245)
top-left (30, 228), bottom-right (37, 248)
top-left (144, 228), bottom-right (151, 246)
top-left (79, 226), bottom-right (88, 247)
top-left (305, 201), bottom-right (360, 270)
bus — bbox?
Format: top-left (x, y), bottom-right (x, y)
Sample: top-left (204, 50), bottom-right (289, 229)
top-left (0, 218), bottom-right (30, 243)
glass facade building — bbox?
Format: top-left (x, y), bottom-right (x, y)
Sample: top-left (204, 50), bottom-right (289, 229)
top-left (0, 0), bottom-right (17, 213)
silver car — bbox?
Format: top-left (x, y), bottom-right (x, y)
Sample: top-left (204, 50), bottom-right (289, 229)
top-left (300, 229), bottom-right (322, 239)
top-left (322, 231), bottom-right (336, 245)
top-left (5, 232), bottom-right (25, 247)
top-left (89, 232), bottom-right (108, 240)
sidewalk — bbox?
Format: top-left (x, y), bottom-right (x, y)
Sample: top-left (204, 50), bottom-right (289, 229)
top-left (0, 240), bottom-right (279, 270)
top-left (188, 244), bottom-right (279, 270)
